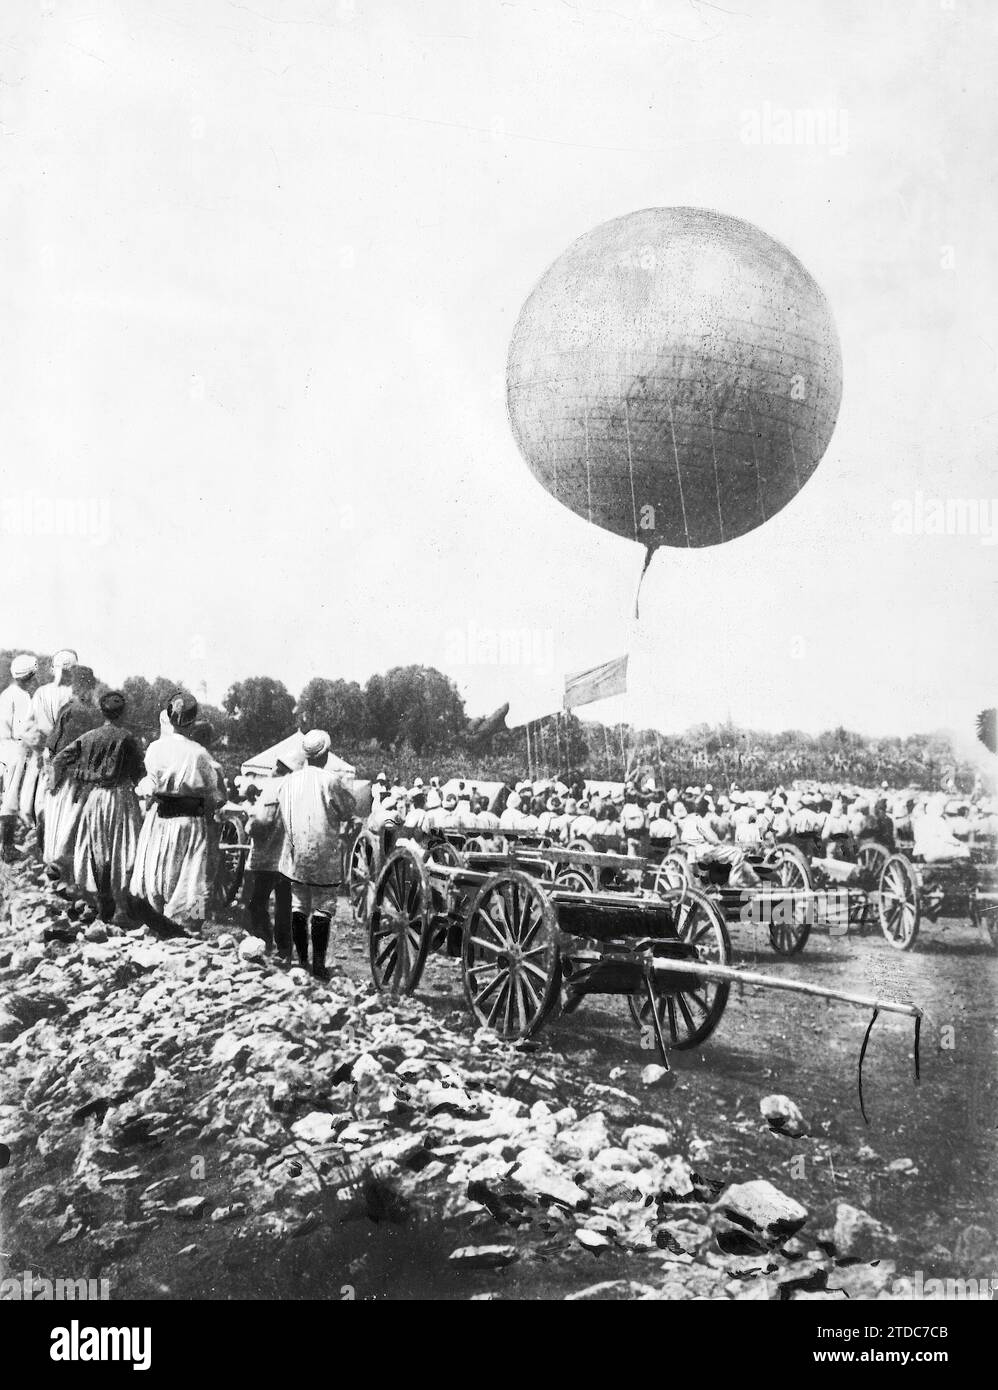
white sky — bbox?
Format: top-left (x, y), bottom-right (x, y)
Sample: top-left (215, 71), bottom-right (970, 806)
top-left (2, 0), bottom-right (996, 743)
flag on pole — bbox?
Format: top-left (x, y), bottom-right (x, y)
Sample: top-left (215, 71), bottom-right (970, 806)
top-left (564, 655), bottom-right (628, 710)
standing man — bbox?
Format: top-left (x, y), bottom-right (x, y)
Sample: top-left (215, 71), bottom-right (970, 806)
top-left (31, 649), bottom-right (77, 735)
top-left (44, 666), bottom-right (103, 881)
top-left (244, 762), bottom-right (293, 960)
top-left (67, 690), bottom-right (145, 921)
top-left (0, 654), bottom-right (38, 860)
top-left (277, 730), bottom-right (355, 980)
top-left (130, 692), bottom-right (226, 930)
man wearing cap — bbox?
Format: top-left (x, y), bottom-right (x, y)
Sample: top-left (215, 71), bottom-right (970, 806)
top-left (399, 786), bottom-right (431, 847)
top-left (499, 791), bottom-right (524, 832)
top-left (0, 655), bottom-right (39, 859)
top-left (130, 693), bottom-right (226, 930)
top-left (64, 690), bottom-right (145, 921)
top-left (277, 730), bottom-right (356, 979)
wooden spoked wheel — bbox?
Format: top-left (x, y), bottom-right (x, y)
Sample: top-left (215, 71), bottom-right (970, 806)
top-left (627, 887), bottom-right (731, 1049)
top-left (369, 847), bottom-right (432, 995)
top-left (567, 838), bottom-right (595, 855)
top-left (214, 819), bottom-right (246, 907)
top-left (653, 850), bottom-right (691, 892)
top-left (426, 838), bottom-right (462, 868)
top-left (347, 829), bottom-right (378, 924)
top-left (877, 854), bottom-right (921, 950)
top-left (554, 866), bottom-right (595, 892)
top-left (766, 844), bottom-right (813, 956)
top-left (462, 837), bottom-right (486, 854)
top-left (461, 870), bottom-right (561, 1041)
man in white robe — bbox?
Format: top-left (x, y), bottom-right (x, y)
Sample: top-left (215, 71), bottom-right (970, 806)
top-left (130, 693), bottom-right (225, 929)
top-left (0, 654), bottom-right (38, 860)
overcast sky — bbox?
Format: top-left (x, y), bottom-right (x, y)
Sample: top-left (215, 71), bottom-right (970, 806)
top-left (3, 0), bottom-right (995, 751)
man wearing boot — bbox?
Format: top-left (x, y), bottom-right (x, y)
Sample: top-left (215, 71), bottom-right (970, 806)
top-left (0, 654), bottom-right (39, 862)
top-left (276, 729), bottom-right (355, 980)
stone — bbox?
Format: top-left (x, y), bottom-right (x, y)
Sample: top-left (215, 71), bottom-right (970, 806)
top-left (566, 1280), bottom-right (659, 1301)
top-left (171, 1196), bottom-right (206, 1219)
top-left (216, 934), bottom-right (236, 951)
top-left (826, 1203), bottom-right (895, 1260)
top-left (553, 1111), bottom-right (610, 1162)
top-left (510, 1147), bottom-right (589, 1211)
top-left (713, 1181), bottom-right (808, 1246)
top-left (237, 936), bottom-right (267, 963)
top-left (622, 1123), bottom-right (678, 1156)
top-left (576, 1228), bottom-right (612, 1253)
top-left (953, 1224), bottom-right (994, 1266)
top-left (760, 1094), bottom-right (809, 1138)
top-left (290, 1112), bottom-right (336, 1144)
top-left (640, 1064), bottom-right (670, 1087)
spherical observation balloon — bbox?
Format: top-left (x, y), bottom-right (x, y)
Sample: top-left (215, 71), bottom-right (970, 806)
top-left (507, 208), bottom-right (842, 551)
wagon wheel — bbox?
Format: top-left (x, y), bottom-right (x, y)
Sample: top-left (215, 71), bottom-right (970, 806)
top-left (462, 836), bottom-right (486, 854)
top-left (567, 838), bottom-right (595, 855)
top-left (461, 870), bottom-right (561, 1042)
top-left (766, 844), bottom-right (813, 956)
top-left (968, 879), bottom-right (998, 953)
top-left (214, 819), bottom-right (246, 907)
top-left (877, 853), bottom-right (921, 950)
top-left (653, 850), bottom-right (691, 892)
top-left (849, 841), bottom-right (890, 927)
top-left (425, 838), bottom-right (462, 868)
top-left (369, 847), bottom-right (432, 995)
top-left (554, 865), bottom-right (595, 892)
top-left (627, 887), bottom-right (731, 1049)
top-left (347, 829), bottom-right (378, 924)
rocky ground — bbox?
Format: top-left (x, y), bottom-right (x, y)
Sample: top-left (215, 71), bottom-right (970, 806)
top-left (1, 849), bottom-right (995, 1301)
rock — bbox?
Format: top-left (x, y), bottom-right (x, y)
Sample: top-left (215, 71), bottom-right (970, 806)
top-left (640, 1064), bottom-right (670, 1087)
top-left (290, 1112), bottom-right (336, 1144)
top-left (510, 1147), bottom-right (589, 1211)
top-left (655, 1155), bottom-right (696, 1201)
top-left (886, 1157), bottom-right (917, 1175)
top-left (713, 1181), bottom-right (808, 1247)
top-left (83, 923), bottom-right (109, 943)
top-left (576, 1228), bottom-right (612, 1254)
top-left (760, 1094), bottom-right (809, 1138)
top-left (449, 1244), bottom-right (519, 1269)
top-left (351, 1052), bottom-right (384, 1082)
top-left (552, 1111), bottom-right (610, 1162)
top-left (210, 1203), bottom-right (248, 1223)
top-left (171, 1196), bottom-right (206, 1219)
top-left (566, 1280), bottom-right (659, 1301)
top-left (622, 1123), bottom-right (678, 1156)
top-left (216, 934), bottom-right (236, 951)
top-left (825, 1203), bottom-right (895, 1260)
top-left (826, 1261), bottom-right (898, 1298)
top-left (953, 1224), bottom-right (994, 1265)
top-left (0, 1011), bottom-right (25, 1042)
top-left (237, 936), bottom-right (267, 963)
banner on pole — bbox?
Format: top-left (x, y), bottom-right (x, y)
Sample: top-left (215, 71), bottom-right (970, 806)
top-left (564, 655), bottom-right (628, 710)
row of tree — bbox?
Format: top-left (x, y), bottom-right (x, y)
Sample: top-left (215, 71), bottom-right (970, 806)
top-left (0, 650), bottom-right (985, 792)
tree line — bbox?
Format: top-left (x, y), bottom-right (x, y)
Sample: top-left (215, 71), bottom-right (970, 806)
top-left (0, 650), bottom-right (983, 792)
